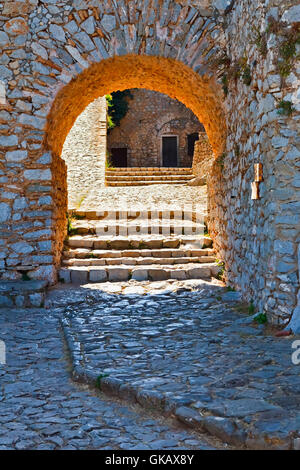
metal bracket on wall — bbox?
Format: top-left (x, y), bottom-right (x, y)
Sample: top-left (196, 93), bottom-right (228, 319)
top-left (251, 163), bottom-right (263, 200)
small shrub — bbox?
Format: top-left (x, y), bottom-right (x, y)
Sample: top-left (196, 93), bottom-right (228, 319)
top-left (216, 260), bottom-right (225, 280)
top-left (253, 312), bottom-right (268, 324)
top-left (216, 153), bottom-right (226, 170)
top-left (67, 213), bottom-right (78, 236)
top-left (105, 151), bottom-right (114, 169)
top-left (277, 100), bottom-right (295, 116)
top-left (85, 253), bottom-right (97, 259)
top-left (221, 74), bottom-right (229, 96)
top-left (241, 65), bottom-right (251, 85)
top-left (226, 286), bottom-right (236, 292)
top-left (96, 374), bottom-right (109, 390)
top-left (252, 26), bottom-right (268, 57)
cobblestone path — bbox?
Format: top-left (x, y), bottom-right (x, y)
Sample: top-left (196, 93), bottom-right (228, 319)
top-left (0, 302), bottom-right (228, 450)
top-left (49, 280), bottom-right (300, 450)
top-left (72, 184), bottom-right (207, 211)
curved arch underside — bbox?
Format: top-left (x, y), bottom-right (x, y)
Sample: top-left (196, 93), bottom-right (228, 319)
top-left (45, 55), bottom-right (226, 157)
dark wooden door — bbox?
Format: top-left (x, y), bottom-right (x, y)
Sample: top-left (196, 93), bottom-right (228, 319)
top-left (110, 148), bottom-right (128, 167)
top-left (162, 136), bottom-right (178, 167)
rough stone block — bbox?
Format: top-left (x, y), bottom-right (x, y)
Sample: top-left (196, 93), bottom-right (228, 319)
top-left (148, 268), bottom-right (169, 281)
top-left (70, 268), bottom-right (88, 284)
top-left (162, 238), bottom-right (180, 248)
top-left (171, 269), bottom-right (187, 280)
top-left (108, 268), bottom-right (129, 281)
top-left (29, 293), bottom-right (44, 307)
top-left (89, 268), bottom-right (107, 282)
top-left (131, 268), bottom-right (148, 281)
top-left (93, 240), bottom-right (108, 249)
top-left (0, 295), bottom-right (14, 307)
top-left (110, 239), bottom-right (130, 250)
top-left (59, 268), bottom-right (71, 284)
top-left (187, 266), bottom-right (211, 279)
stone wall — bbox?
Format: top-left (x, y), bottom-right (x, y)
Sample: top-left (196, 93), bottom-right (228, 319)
top-left (61, 97), bottom-right (107, 209)
top-left (192, 133), bottom-right (214, 177)
top-left (207, 0), bottom-right (300, 326)
top-left (107, 89), bottom-right (203, 167)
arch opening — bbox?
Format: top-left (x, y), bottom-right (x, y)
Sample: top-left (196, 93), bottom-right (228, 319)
top-left (45, 55), bottom-right (226, 159)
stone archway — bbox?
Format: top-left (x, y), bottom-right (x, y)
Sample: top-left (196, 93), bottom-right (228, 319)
top-left (45, 55), bottom-right (226, 278)
top-left (45, 55), bottom-right (226, 159)
top-left (0, 0), bottom-right (299, 329)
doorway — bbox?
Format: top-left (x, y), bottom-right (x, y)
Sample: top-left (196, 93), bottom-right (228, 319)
top-left (110, 148), bottom-right (128, 167)
top-left (187, 132), bottom-right (199, 158)
top-left (162, 136), bottom-right (178, 167)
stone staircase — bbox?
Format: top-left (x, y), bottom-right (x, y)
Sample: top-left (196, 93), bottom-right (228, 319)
top-left (59, 210), bottom-right (218, 284)
top-left (105, 167), bottom-right (194, 186)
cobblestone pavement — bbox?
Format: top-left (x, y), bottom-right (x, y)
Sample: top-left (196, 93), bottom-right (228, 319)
top-left (73, 184), bottom-right (207, 211)
top-left (48, 280), bottom-right (300, 450)
top-left (0, 302), bottom-right (230, 450)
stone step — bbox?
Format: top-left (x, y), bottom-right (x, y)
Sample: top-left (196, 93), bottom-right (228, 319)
top-left (68, 209), bottom-right (207, 221)
top-left (106, 167), bottom-right (193, 173)
top-left (63, 247), bottom-right (214, 259)
top-left (105, 175), bottom-right (194, 181)
top-left (66, 235), bottom-right (213, 250)
top-left (0, 280), bottom-right (47, 308)
top-left (105, 180), bottom-right (192, 186)
top-left (59, 263), bottom-right (219, 284)
top-left (62, 256), bottom-right (216, 267)
top-left (71, 220), bottom-right (206, 236)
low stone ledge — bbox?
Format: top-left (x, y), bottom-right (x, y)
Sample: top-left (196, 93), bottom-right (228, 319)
top-left (0, 280), bottom-right (47, 308)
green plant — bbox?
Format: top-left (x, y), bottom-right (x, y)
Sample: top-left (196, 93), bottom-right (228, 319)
top-left (277, 100), bottom-right (295, 116)
top-left (258, 17), bottom-right (300, 78)
top-left (73, 214), bottom-right (85, 220)
top-left (226, 285), bottom-right (236, 292)
top-left (85, 253), bottom-right (97, 259)
top-left (105, 151), bottom-right (114, 169)
top-left (252, 26), bottom-right (268, 57)
top-left (241, 65), bottom-right (251, 85)
top-left (106, 90), bottom-right (133, 133)
top-left (22, 272), bottom-right (31, 281)
top-left (216, 260), bottom-right (225, 280)
top-left (75, 193), bottom-right (87, 210)
top-left (253, 312), bottom-right (268, 324)
top-left (248, 300), bottom-right (255, 315)
top-left (96, 374), bottom-right (109, 389)
top-left (216, 153), bottom-right (226, 170)
top-left (221, 74), bottom-right (229, 96)
top-left (67, 213), bottom-right (78, 236)
top-left (105, 94), bottom-right (115, 130)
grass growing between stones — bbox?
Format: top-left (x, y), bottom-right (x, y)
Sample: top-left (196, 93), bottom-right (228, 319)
top-left (253, 312), bottom-right (268, 324)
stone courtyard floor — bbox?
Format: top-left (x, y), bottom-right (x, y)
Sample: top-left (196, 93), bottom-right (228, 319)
top-left (1, 279), bottom-right (300, 450)
top-left (72, 184), bottom-right (207, 211)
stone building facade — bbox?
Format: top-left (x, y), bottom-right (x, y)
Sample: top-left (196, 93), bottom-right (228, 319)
top-left (107, 88), bottom-right (203, 167)
top-left (0, 0), bottom-right (299, 331)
